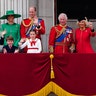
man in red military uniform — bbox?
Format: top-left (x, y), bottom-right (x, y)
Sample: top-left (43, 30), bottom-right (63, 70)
top-left (49, 13), bottom-right (75, 53)
top-left (20, 6), bottom-right (45, 52)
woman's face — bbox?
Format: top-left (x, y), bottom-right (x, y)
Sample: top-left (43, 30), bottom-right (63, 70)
top-left (78, 20), bottom-right (86, 28)
top-left (7, 15), bottom-right (14, 22)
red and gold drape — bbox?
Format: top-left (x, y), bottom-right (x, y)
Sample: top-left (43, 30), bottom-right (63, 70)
top-left (0, 53), bottom-right (96, 96)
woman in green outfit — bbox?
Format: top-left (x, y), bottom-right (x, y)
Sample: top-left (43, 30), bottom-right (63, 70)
top-left (0, 10), bottom-right (21, 47)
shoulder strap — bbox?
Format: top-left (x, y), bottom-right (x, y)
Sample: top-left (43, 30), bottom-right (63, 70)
top-left (38, 18), bottom-right (42, 24)
top-left (55, 26), bottom-right (66, 38)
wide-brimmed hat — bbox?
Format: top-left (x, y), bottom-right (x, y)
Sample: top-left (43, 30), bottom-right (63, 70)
top-left (0, 10), bottom-right (21, 19)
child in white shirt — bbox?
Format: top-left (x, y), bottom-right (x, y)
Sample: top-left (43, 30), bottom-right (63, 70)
top-left (19, 30), bottom-right (42, 53)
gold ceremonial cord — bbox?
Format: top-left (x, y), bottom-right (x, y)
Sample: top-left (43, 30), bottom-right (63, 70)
top-left (55, 24), bottom-right (67, 38)
top-left (22, 18), bottom-right (34, 27)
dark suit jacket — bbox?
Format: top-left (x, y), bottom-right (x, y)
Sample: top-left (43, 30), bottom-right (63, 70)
top-left (2, 45), bottom-right (18, 53)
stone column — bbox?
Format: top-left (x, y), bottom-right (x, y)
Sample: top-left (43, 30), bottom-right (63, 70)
top-left (29, 0), bottom-right (38, 8)
top-left (37, 0), bottom-right (54, 52)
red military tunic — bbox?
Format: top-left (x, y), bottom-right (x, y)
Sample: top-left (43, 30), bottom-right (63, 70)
top-left (49, 24), bottom-right (74, 53)
top-left (20, 17), bottom-right (45, 39)
top-left (20, 17), bottom-right (45, 53)
top-left (75, 27), bottom-right (96, 53)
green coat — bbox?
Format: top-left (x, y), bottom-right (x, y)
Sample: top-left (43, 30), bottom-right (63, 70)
top-left (0, 23), bottom-right (20, 47)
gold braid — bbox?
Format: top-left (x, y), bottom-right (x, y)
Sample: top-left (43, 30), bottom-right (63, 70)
top-left (55, 25), bottom-right (66, 38)
top-left (22, 18), bottom-right (34, 27)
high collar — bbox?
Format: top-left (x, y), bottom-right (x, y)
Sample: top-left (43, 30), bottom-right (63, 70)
top-left (59, 24), bottom-right (67, 28)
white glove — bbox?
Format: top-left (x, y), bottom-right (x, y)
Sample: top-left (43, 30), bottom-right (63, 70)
top-left (1, 30), bottom-right (6, 37)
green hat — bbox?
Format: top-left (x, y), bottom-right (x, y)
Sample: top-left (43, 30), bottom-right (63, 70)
top-left (0, 10), bottom-right (21, 19)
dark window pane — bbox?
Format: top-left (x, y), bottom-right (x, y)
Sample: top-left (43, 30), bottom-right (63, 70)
top-left (57, 0), bottom-right (96, 19)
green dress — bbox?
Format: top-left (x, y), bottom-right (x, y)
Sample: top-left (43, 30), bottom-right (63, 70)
top-left (0, 23), bottom-right (20, 47)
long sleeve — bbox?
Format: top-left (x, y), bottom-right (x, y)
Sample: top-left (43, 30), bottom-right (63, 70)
top-left (20, 21), bottom-right (27, 38)
top-left (14, 24), bottom-right (21, 47)
top-left (39, 19), bottom-right (45, 34)
top-left (36, 19), bottom-right (46, 39)
top-left (48, 27), bottom-right (57, 52)
top-left (20, 41), bottom-right (28, 49)
top-left (89, 28), bottom-right (96, 37)
top-left (37, 39), bottom-right (42, 53)
top-left (20, 18), bottom-right (32, 38)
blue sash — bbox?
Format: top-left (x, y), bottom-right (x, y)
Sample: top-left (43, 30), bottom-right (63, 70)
top-left (26, 18), bottom-right (42, 37)
top-left (55, 27), bottom-right (72, 42)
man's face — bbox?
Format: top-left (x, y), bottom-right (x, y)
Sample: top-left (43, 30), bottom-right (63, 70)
top-left (59, 16), bottom-right (67, 26)
top-left (29, 7), bottom-right (36, 18)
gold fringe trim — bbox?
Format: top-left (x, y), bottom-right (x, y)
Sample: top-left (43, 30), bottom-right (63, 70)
top-left (0, 94), bottom-right (6, 96)
top-left (52, 82), bottom-right (77, 96)
top-left (49, 54), bottom-right (55, 79)
top-left (1, 82), bottom-right (96, 96)
top-left (24, 82), bottom-right (52, 96)
top-left (24, 81), bottom-right (79, 96)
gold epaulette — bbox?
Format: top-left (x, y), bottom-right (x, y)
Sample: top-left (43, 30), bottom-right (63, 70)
top-left (22, 18), bottom-right (33, 27)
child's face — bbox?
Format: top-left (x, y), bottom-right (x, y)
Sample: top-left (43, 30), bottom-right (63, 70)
top-left (30, 31), bottom-right (36, 39)
top-left (7, 40), bottom-right (13, 45)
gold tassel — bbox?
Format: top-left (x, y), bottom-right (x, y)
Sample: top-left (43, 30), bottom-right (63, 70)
top-left (50, 54), bottom-right (55, 79)
top-left (51, 67), bottom-right (55, 79)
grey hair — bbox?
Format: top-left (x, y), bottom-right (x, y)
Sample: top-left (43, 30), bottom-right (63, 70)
top-left (58, 13), bottom-right (68, 21)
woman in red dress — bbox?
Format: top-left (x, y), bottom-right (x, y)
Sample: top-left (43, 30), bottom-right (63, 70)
top-left (75, 17), bottom-right (96, 53)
